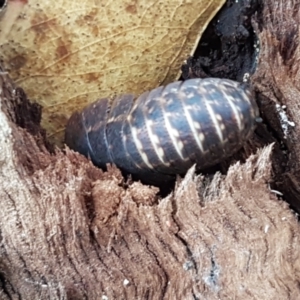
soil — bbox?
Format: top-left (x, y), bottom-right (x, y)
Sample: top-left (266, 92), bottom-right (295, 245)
top-left (182, 0), bottom-right (260, 82)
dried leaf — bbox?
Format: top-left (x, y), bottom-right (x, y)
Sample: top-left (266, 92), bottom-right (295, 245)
top-left (0, 0), bottom-right (225, 144)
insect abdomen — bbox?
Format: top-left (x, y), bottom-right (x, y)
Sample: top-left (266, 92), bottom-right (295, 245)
top-left (65, 78), bottom-right (259, 185)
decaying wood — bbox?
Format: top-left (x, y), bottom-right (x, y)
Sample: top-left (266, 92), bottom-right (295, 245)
top-left (252, 0), bottom-right (300, 212)
top-left (0, 72), bottom-right (300, 298)
top-left (1, 0), bottom-right (300, 299)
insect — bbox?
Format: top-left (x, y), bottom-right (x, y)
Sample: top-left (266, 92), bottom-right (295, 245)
top-left (65, 78), bottom-right (260, 185)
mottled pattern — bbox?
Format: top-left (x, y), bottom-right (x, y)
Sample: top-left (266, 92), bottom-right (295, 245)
top-left (65, 78), bottom-right (260, 185)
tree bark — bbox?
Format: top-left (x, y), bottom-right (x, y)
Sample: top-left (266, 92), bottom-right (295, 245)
top-left (252, 0), bottom-right (300, 213)
top-left (1, 0), bottom-right (300, 299)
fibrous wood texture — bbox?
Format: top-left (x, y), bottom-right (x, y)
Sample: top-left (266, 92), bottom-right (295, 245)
top-left (1, 0), bottom-right (300, 299)
top-left (252, 0), bottom-right (300, 212)
top-left (0, 72), bottom-right (300, 299)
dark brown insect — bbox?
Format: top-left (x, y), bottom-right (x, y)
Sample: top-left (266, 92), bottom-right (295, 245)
top-left (65, 78), bottom-right (260, 185)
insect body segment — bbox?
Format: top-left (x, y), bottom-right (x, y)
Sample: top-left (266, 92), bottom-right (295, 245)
top-left (65, 78), bottom-right (259, 185)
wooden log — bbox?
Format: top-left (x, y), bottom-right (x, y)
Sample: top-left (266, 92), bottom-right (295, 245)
top-left (1, 0), bottom-right (300, 298)
top-left (252, 0), bottom-right (300, 213)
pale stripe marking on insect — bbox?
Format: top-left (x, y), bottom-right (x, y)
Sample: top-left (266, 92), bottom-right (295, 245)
top-left (130, 124), bottom-right (153, 169)
top-left (223, 92), bottom-right (243, 131)
top-left (145, 118), bottom-right (170, 166)
top-left (161, 102), bottom-right (185, 160)
top-left (180, 93), bottom-right (205, 153)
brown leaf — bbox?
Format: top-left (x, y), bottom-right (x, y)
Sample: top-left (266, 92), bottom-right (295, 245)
top-left (0, 0), bottom-right (225, 145)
